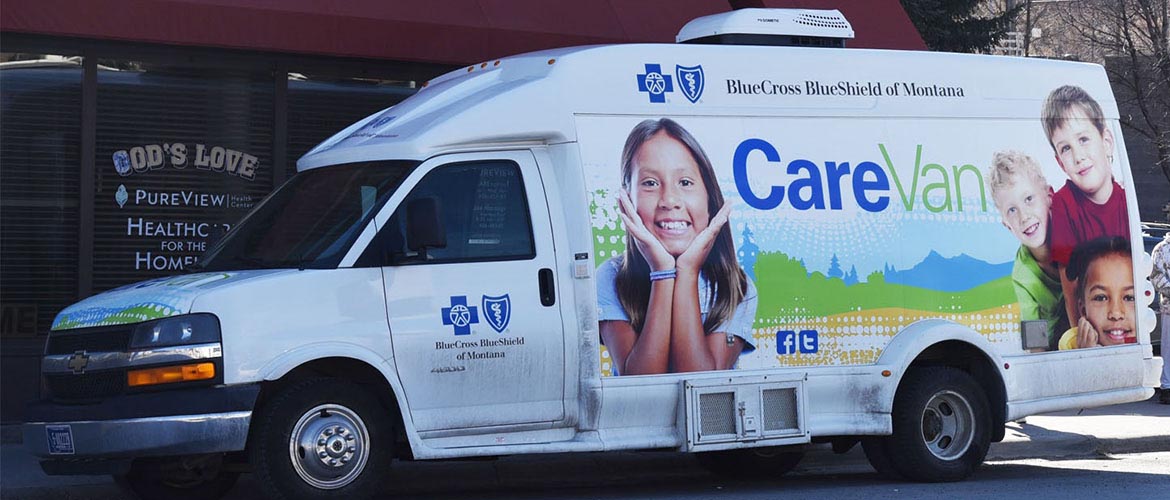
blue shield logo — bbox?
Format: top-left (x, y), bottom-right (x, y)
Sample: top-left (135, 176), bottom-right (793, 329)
top-left (675, 65), bottom-right (705, 103)
top-left (481, 294), bottom-right (511, 333)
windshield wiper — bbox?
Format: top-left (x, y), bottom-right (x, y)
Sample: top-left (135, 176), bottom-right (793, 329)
top-left (293, 251), bottom-right (321, 271)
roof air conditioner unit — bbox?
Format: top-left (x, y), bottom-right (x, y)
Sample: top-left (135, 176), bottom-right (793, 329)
top-left (677, 8), bottom-right (854, 48)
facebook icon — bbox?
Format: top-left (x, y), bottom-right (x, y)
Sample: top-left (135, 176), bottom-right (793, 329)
top-left (778, 330), bottom-right (818, 354)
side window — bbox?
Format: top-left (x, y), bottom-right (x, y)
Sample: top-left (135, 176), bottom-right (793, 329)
top-left (371, 161), bottom-right (535, 265)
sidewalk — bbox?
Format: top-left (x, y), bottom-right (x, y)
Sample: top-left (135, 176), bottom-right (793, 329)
top-left (989, 396), bottom-right (1170, 460)
top-left (2, 396), bottom-right (1167, 499)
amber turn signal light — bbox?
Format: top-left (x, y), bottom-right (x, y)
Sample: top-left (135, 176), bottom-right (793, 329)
top-left (127, 363), bottom-right (216, 387)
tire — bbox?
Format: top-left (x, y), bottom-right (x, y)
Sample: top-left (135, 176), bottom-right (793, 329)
top-left (114, 454), bottom-right (239, 500)
top-left (695, 447), bottom-right (804, 480)
top-left (882, 367), bottom-right (992, 482)
top-left (861, 437), bottom-right (901, 479)
top-left (250, 377), bottom-right (394, 500)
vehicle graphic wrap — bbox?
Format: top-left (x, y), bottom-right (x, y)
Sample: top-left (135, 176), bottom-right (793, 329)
top-left (581, 85), bottom-right (1140, 376)
top-left (51, 271), bottom-right (253, 330)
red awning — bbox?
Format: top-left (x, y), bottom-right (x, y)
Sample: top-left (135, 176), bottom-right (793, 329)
top-left (1, 0), bottom-right (925, 65)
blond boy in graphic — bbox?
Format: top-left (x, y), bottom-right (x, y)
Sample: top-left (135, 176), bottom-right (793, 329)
top-left (988, 151), bottom-right (1066, 350)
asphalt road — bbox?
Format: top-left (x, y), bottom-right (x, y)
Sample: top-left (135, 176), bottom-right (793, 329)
top-left (390, 452), bottom-right (1170, 500)
top-left (2, 398), bottom-right (1167, 500)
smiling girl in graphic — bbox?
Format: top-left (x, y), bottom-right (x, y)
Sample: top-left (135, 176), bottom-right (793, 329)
top-left (1058, 236), bottom-right (1137, 349)
top-left (596, 118), bottom-right (757, 375)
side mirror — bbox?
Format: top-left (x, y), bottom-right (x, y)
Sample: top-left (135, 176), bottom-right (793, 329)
top-left (406, 197), bottom-right (446, 254)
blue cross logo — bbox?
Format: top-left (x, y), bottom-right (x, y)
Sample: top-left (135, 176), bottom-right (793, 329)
top-left (637, 64), bottom-right (673, 103)
top-left (441, 296), bottom-right (479, 335)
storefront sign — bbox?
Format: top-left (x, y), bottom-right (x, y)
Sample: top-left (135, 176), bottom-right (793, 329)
top-left (96, 142), bottom-right (267, 287)
top-left (112, 143), bottom-right (259, 180)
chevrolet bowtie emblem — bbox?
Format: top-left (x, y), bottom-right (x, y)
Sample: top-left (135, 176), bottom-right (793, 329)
top-left (67, 351), bottom-right (90, 374)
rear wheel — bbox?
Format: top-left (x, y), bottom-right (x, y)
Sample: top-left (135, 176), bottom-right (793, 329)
top-left (250, 378), bottom-right (393, 500)
top-left (114, 454), bottom-right (239, 500)
top-left (879, 367), bottom-right (991, 482)
top-left (695, 447), bottom-right (804, 479)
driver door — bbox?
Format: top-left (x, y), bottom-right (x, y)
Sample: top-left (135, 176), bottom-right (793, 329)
top-left (376, 151), bottom-right (565, 431)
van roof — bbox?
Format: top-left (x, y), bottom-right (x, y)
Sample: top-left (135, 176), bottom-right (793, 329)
top-left (297, 43), bottom-right (1115, 171)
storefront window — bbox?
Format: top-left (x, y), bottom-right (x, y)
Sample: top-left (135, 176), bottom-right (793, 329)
top-left (93, 60), bottom-right (275, 292)
top-left (287, 75), bottom-right (416, 179)
top-left (0, 45), bottom-right (436, 422)
top-left (0, 53), bottom-right (82, 339)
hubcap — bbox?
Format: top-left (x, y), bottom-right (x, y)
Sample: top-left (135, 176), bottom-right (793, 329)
top-left (920, 390), bottom-right (974, 460)
top-left (289, 404), bottom-right (370, 489)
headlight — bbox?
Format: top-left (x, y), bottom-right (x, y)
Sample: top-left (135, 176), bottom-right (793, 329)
top-left (129, 314), bottom-right (221, 349)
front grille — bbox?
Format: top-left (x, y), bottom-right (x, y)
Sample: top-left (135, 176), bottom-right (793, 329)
top-left (45, 370), bottom-right (126, 401)
top-left (46, 325), bottom-right (132, 354)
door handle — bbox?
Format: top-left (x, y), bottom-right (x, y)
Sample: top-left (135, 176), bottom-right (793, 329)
top-left (538, 268), bottom-right (555, 306)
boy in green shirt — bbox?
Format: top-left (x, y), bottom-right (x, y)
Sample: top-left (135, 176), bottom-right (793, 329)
top-left (988, 151), bottom-right (1067, 351)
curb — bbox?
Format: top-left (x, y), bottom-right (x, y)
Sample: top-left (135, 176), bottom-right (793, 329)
top-left (989, 434), bottom-right (1099, 461)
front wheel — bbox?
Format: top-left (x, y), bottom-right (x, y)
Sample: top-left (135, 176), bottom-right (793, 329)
top-left (879, 367), bottom-right (992, 482)
top-left (250, 378), bottom-right (393, 500)
top-left (114, 454), bottom-right (239, 500)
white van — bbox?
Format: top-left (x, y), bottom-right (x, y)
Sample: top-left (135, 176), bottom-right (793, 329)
top-left (24, 9), bottom-right (1163, 500)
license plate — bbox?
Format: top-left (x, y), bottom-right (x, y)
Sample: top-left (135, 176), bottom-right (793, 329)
top-left (46, 425), bottom-right (75, 455)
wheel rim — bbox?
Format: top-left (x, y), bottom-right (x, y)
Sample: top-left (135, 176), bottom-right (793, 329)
top-left (919, 390), bottom-right (975, 461)
top-left (288, 403), bottom-right (371, 490)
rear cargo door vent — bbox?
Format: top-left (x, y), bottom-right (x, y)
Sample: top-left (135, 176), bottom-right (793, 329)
top-left (762, 388), bottom-right (799, 432)
top-left (699, 392), bottom-right (737, 437)
top-left (684, 375), bottom-right (808, 451)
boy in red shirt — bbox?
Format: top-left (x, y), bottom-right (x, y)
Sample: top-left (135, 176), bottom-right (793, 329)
top-left (1041, 85), bottom-right (1130, 328)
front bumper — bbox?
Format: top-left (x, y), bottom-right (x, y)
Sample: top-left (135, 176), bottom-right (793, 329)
top-left (23, 383), bottom-right (259, 459)
top-left (24, 411), bottom-right (251, 460)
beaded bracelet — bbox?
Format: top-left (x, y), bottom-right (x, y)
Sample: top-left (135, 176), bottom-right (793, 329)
top-left (649, 269), bottom-right (677, 281)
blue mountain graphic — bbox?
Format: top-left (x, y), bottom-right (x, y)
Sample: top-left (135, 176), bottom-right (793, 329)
top-left (884, 250), bottom-right (1012, 292)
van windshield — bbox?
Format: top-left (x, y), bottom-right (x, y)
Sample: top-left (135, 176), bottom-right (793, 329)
top-left (195, 160), bottom-right (417, 271)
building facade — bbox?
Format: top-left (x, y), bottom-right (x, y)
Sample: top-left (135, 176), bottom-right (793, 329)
top-left (0, 0), bottom-right (924, 422)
